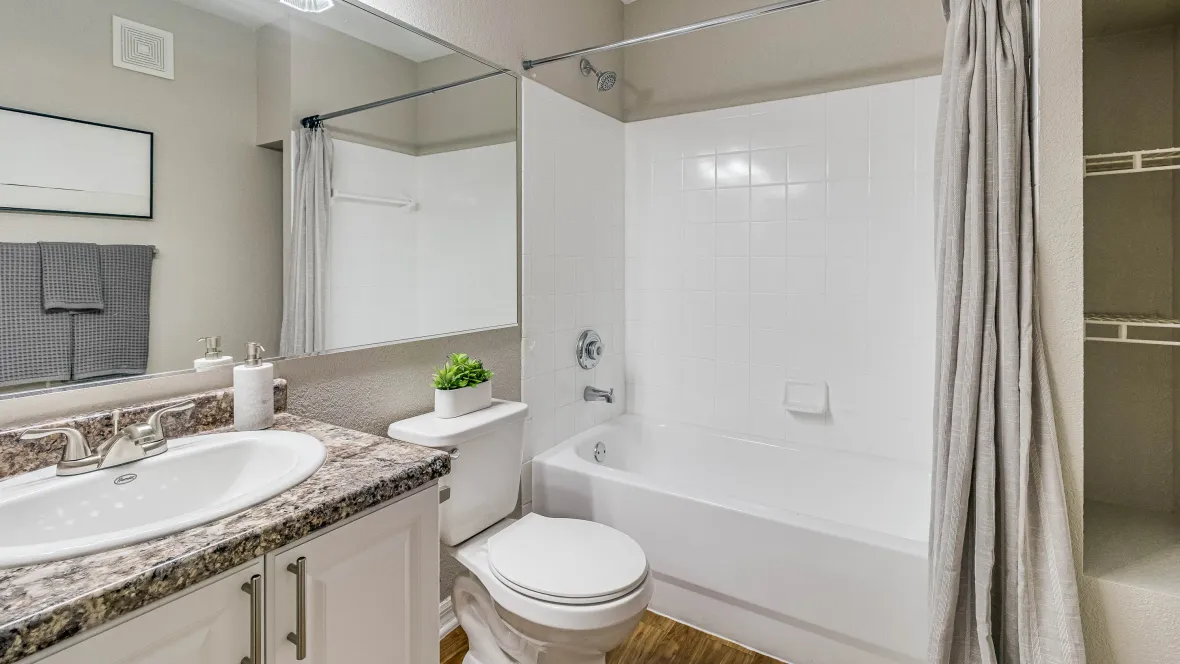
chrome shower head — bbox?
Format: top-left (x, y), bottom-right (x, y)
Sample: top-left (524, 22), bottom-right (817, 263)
top-left (580, 58), bottom-right (617, 92)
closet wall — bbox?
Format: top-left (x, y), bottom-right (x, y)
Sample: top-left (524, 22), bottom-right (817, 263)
top-left (1078, 10), bottom-right (1180, 663)
top-left (1083, 25), bottom-right (1180, 512)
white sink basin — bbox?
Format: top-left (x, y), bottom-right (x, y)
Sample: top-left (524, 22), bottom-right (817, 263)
top-left (0, 430), bottom-right (326, 569)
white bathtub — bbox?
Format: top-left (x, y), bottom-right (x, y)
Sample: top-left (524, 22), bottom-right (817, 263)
top-left (532, 414), bottom-right (929, 664)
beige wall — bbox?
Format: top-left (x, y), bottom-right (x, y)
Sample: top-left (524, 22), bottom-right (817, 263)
top-left (290, 19), bottom-right (421, 153)
top-left (355, 0), bottom-right (625, 120)
top-left (261, 21), bottom-right (517, 157)
top-left (259, 17), bottom-right (422, 154)
top-left (0, 0), bottom-right (284, 376)
top-left (620, 0), bottom-right (945, 121)
top-left (416, 54), bottom-right (518, 154)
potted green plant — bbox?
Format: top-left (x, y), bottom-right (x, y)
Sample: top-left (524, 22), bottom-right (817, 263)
top-left (432, 353), bottom-right (495, 419)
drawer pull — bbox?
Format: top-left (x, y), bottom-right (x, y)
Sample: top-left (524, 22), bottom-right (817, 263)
top-left (240, 574), bottom-right (262, 664)
top-left (287, 557), bottom-right (308, 660)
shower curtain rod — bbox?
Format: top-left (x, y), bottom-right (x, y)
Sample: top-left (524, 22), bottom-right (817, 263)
top-left (522, 0), bottom-right (827, 71)
top-left (301, 69), bottom-right (508, 128)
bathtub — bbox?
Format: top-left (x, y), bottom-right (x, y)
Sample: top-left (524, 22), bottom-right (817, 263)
top-left (531, 414), bottom-right (929, 664)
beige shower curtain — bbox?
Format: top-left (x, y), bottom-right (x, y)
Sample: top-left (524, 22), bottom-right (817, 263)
top-left (280, 126), bottom-right (333, 356)
top-left (928, 1), bottom-right (1086, 663)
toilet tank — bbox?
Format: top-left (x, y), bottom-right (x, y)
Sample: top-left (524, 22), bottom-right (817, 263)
top-left (388, 400), bottom-right (529, 546)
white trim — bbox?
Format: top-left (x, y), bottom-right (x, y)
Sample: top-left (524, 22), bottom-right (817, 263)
top-left (440, 597), bottom-right (459, 638)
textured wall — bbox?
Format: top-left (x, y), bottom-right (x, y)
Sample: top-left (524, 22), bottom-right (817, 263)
top-left (621, 0), bottom-right (945, 121)
top-left (1034, 0), bottom-right (1086, 559)
top-left (356, 0), bottom-right (625, 120)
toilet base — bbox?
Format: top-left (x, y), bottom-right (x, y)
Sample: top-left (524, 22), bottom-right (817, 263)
top-left (452, 572), bottom-right (641, 664)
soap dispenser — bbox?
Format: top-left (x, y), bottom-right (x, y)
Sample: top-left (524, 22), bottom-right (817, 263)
top-left (194, 336), bottom-right (234, 372)
top-left (234, 342), bottom-right (274, 431)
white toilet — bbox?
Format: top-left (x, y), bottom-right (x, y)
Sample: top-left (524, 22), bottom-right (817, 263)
top-left (388, 400), bottom-right (653, 664)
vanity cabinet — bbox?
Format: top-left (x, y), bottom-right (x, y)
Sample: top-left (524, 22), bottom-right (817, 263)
top-left (31, 486), bottom-right (438, 664)
top-left (38, 562), bottom-right (263, 664)
top-left (268, 486), bottom-right (439, 664)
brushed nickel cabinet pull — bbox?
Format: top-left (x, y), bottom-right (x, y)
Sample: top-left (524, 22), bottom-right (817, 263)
top-left (287, 557), bottom-right (308, 660)
top-left (240, 574), bottom-right (262, 664)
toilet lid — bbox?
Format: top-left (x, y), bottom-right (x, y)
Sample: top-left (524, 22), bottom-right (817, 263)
top-left (487, 514), bottom-right (649, 606)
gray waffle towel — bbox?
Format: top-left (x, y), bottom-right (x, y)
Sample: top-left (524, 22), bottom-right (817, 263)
top-left (39, 242), bottom-right (105, 312)
top-left (0, 243), bottom-right (72, 387)
top-left (71, 245), bottom-right (154, 380)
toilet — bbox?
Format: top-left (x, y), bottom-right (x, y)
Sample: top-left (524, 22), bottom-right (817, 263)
top-left (388, 400), bottom-right (653, 664)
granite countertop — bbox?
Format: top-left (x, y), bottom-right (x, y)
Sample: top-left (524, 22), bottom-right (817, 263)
top-left (0, 412), bottom-right (450, 663)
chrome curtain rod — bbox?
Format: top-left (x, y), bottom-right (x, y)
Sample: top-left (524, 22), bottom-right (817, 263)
top-left (522, 0), bottom-right (828, 71)
top-left (301, 69), bottom-right (508, 129)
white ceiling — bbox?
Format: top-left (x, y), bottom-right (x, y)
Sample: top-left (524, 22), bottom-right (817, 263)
top-left (173, 0), bottom-right (456, 62)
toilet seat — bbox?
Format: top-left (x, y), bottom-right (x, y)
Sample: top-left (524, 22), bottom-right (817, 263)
top-left (487, 513), bottom-right (649, 606)
top-left (449, 517), bottom-right (655, 633)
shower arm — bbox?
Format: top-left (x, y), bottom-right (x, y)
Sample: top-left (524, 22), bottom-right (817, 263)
top-left (522, 0), bottom-right (828, 71)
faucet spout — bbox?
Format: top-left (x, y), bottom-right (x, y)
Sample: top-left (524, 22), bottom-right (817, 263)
top-left (584, 386), bottom-right (615, 404)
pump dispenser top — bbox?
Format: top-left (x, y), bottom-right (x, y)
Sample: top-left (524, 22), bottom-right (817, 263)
top-left (244, 342), bottom-right (265, 366)
top-left (194, 336), bottom-right (234, 372)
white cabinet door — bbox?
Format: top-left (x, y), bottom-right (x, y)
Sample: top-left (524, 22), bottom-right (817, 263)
top-left (269, 487), bottom-right (439, 664)
top-left (39, 562), bottom-right (263, 664)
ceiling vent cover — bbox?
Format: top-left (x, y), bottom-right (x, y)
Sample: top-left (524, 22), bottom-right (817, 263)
top-left (112, 16), bottom-right (174, 80)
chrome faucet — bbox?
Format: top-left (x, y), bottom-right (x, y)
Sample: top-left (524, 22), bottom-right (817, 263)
top-left (20, 400), bottom-right (196, 476)
top-left (583, 386), bottom-right (615, 404)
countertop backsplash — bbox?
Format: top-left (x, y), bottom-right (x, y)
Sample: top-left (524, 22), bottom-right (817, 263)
top-left (0, 380), bottom-right (288, 481)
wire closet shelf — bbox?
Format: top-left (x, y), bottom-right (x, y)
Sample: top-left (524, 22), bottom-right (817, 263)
top-left (1084, 147), bottom-right (1180, 176)
top-left (1085, 313), bottom-right (1180, 347)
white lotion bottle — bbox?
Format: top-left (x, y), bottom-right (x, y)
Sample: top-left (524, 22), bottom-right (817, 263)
top-left (194, 336), bottom-right (234, 372)
top-left (234, 342), bottom-right (274, 431)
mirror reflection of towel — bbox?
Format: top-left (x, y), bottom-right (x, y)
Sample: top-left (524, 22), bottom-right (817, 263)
top-left (38, 242), bottom-right (105, 312)
top-left (0, 243), bottom-right (71, 387)
top-left (71, 245), bottom-right (154, 380)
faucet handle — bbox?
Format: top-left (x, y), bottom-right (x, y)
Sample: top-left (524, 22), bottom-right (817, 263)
top-left (146, 400), bottom-right (196, 438)
top-left (20, 427), bottom-right (94, 464)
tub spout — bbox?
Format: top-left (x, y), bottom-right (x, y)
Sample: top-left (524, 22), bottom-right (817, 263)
top-left (584, 386), bottom-right (615, 404)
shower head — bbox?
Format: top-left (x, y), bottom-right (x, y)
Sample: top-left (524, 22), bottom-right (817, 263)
top-left (580, 58), bottom-right (617, 92)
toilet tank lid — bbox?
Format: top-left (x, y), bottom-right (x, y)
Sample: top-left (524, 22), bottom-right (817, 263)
top-left (387, 400), bottom-right (528, 448)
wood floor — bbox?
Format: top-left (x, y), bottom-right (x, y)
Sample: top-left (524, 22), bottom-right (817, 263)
top-left (440, 611), bottom-right (784, 664)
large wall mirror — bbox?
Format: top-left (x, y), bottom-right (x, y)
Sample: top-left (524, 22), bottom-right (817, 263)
top-left (0, 0), bottom-right (519, 396)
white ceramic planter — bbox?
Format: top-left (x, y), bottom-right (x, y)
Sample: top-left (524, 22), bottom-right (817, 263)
top-left (434, 381), bottom-right (492, 419)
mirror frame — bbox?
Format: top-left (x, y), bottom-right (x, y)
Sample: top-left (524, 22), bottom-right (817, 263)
top-left (0, 0), bottom-right (522, 401)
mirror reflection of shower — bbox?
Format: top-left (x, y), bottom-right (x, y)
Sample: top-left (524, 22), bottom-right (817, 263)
top-left (580, 58), bottom-right (616, 92)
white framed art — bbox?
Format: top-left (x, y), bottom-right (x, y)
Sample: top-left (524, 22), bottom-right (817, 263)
top-left (0, 106), bottom-right (154, 219)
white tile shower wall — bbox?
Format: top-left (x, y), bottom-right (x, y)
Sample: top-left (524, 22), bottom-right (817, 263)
top-left (624, 76), bottom-right (939, 470)
top-left (521, 80), bottom-right (626, 484)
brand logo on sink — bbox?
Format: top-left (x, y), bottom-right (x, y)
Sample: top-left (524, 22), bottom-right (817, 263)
top-left (114, 473), bottom-right (138, 486)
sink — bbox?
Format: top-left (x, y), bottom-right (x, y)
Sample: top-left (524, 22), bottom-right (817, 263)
top-left (0, 430), bottom-right (326, 569)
